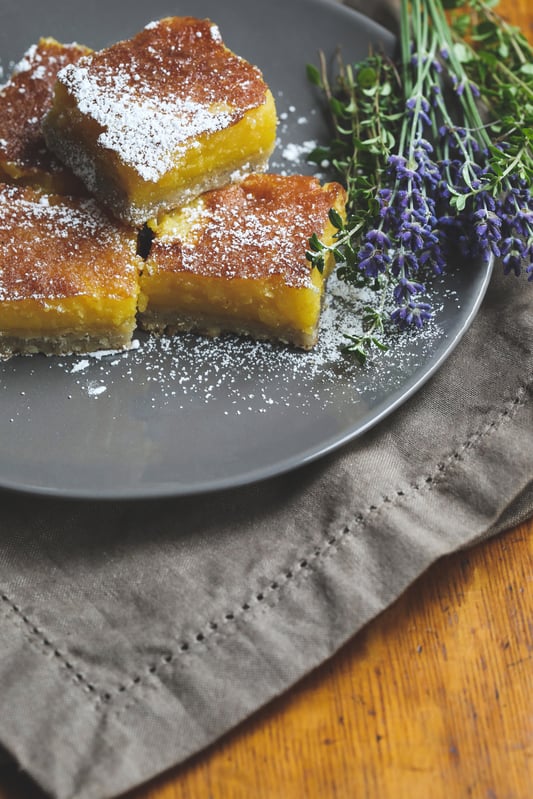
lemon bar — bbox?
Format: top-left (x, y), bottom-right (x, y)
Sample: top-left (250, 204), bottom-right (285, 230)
top-left (139, 174), bottom-right (347, 349)
top-left (0, 183), bottom-right (142, 359)
top-left (0, 38), bottom-right (91, 195)
top-left (43, 17), bottom-right (277, 225)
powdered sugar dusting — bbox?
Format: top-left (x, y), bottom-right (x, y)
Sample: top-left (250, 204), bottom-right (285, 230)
top-left (55, 17), bottom-right (269, 182)
top-left (61, 64), bottom-right (234, 181)
top-left (0, 38), bottom-right (89, 174)
top-left (0, 184), bottom-right (139, 302)
top-left (10, 44), bottom-right (39, 77)
top-left (151, 174), bottom-right (343, 288)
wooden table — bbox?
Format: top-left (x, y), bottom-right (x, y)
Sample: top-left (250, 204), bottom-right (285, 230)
top-left (1, 1), bottom-right (531, 797)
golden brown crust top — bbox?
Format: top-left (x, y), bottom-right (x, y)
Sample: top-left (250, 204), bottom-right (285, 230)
top-left (150, 174), bottom-right (347, 288)
top-left (54, 17), bottom-right (271, 182)
top-left (0, 183), bottom-right (139, 301)
top-left (0, 38), bottom-right (90, 175)
top-left (95, 17), bottom-right (267, 109)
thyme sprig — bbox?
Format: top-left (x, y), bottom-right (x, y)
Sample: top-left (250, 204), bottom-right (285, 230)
top-left (307, 0), bottom-right (532, 363)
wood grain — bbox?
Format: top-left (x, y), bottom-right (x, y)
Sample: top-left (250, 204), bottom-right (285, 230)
top-left (0, 1), bottom-right (531, 797)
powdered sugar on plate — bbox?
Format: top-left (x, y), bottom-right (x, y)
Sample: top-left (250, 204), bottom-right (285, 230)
top-left (46, 267), bottom-right (447, 418)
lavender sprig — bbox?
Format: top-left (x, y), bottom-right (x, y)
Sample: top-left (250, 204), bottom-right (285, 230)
top-left (307, 0), bottom-right (533, 362)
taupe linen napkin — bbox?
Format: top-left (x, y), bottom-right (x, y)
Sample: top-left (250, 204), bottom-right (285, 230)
top-left (1, 3), bottom-right (532, 799)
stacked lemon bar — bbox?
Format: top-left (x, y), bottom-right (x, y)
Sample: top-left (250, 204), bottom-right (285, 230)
top-left (0, 16), bottom-right (346, 360)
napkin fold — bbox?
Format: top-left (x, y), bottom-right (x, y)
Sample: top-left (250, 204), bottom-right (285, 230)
top-left (0, 2), bottom-right (532, 797)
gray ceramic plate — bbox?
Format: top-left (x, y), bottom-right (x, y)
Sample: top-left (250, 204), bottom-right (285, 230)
top-left (0, 0), bottom-right (492, 498)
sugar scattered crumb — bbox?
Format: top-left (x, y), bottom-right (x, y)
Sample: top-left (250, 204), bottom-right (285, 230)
top-left (87, 382), bottom-right (107, 397)
top-left (70, 359), bottom-right (89, 373)
top-left (281, 141), bottom-right (318, 163)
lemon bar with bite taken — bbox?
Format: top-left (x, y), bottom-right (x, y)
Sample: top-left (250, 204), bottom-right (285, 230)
top-left (43, 16), bottom-right (277, 226)
top-left (0, 183), bottom-right (142, 359)
top-left (139, 174), bottom-right (347, 350)
top-left (0, 37), bottom-right (91, 195)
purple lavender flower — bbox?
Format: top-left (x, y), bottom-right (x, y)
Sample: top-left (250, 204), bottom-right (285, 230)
top-left (399, 219), bottom-right (427, 251)
top-left (501, 236), bottom-right (526, 277)
top-left (357, 232), bottom-right (391, 277)
top-left (472, 205), bottom-right (502, 257)
top-left (388, 154), bottom-right (423, 185)
top-left (406, 95), bottom-right (432, 128)
top-left (390, 248), bottom-right (420, 277)
top-left (392, 276), bottom-right (426, 302)
top-left (391, 300), bottom-right (433, 328)
top-left (366, 229), bottom-right (391, 249)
